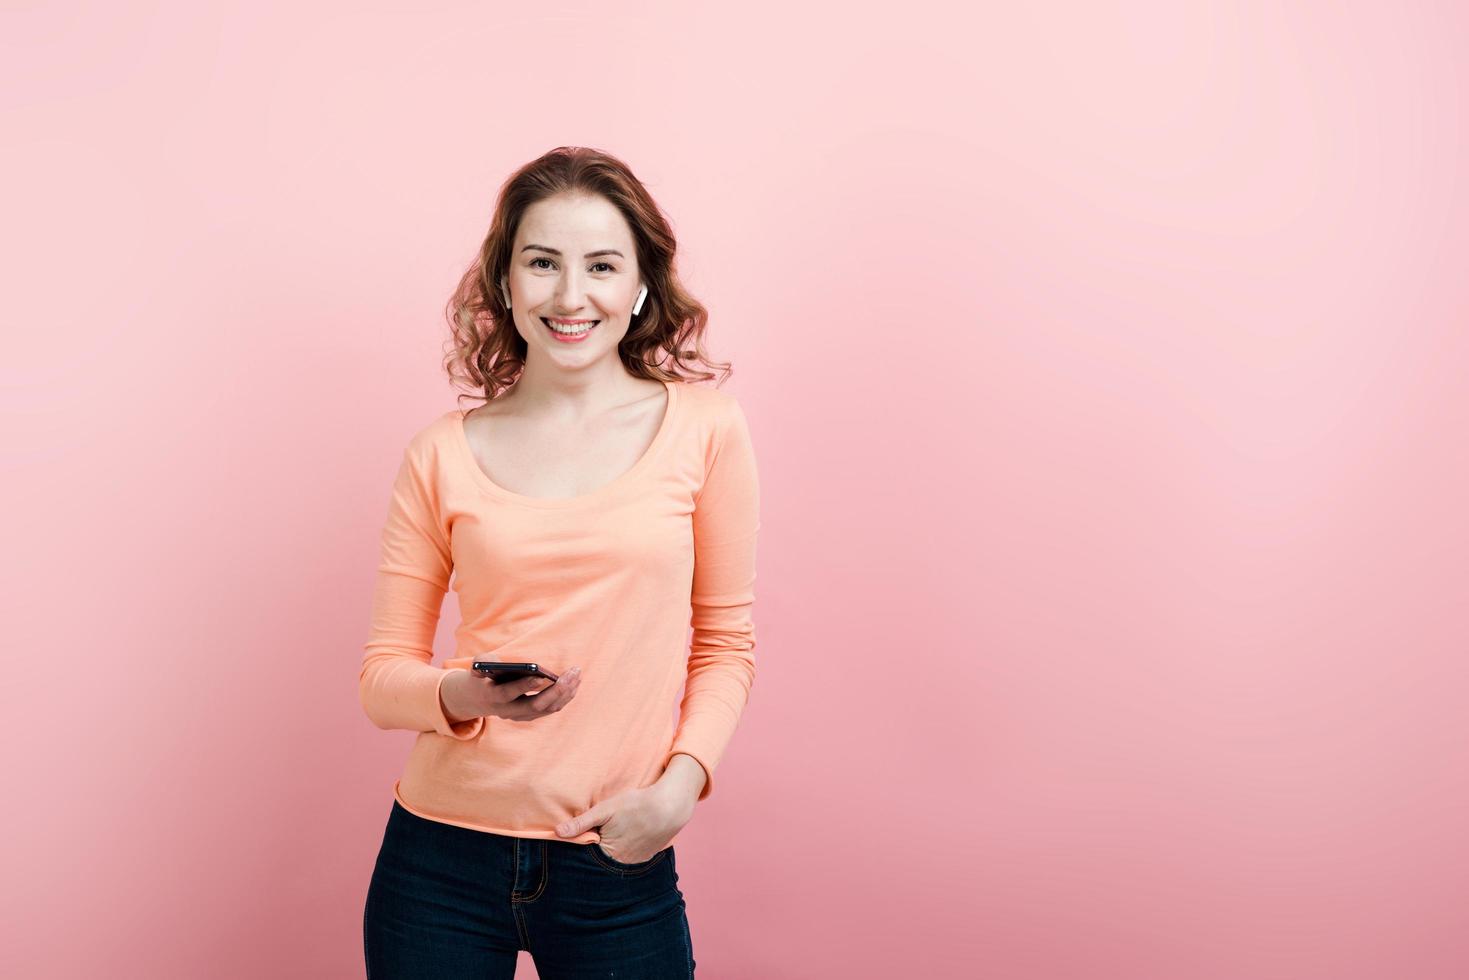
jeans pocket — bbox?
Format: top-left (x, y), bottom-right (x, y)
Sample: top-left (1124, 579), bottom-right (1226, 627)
top-left (588, 841), bottom-right (669, 876)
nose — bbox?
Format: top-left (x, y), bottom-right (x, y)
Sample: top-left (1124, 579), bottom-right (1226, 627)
top-left (553, 269), bottom-right (588, 312)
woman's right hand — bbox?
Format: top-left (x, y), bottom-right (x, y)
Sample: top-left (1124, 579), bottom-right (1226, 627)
top-left (441, 666), bottom-right (582, 724)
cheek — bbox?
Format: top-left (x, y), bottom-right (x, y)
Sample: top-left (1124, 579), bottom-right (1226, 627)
top-left (514, 279), bottom-right (550, 304)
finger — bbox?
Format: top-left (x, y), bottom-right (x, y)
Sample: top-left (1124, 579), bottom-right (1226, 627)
top-left (503, 670), bottom-right (579, 718)
top-left (548, 668), bottom-right (583, 704)
top-left (504, 691), bottom-right (557, 720)
top-left (559, 801), bottom-right (609, 838)
top-left (495, 675), bottom-right (552, 703)
top-left (534, 684), bottom-right (572, 712)
top-left (532, 670), bottom-right (581, 712)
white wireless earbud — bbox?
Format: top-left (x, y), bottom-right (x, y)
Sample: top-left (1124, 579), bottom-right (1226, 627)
top-left (500, 277), bottom-right (510, 308)
top-left (632, 284), bottom-right (648, 315)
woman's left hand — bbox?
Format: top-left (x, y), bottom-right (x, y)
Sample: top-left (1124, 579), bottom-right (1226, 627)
top-left (555, 781), bottom-right (696, 864)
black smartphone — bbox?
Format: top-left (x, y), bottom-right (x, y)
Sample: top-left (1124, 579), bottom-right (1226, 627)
top-left (472, 662), bottom-right (560, 685)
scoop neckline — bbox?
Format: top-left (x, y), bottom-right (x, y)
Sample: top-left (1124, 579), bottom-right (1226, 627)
top-left (452, 379), bottom-right (679, 509)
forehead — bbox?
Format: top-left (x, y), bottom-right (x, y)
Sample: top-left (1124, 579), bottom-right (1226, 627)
top-left (516, 194), bottom-right (634, 246)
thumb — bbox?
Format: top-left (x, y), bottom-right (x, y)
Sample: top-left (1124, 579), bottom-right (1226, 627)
top-left (557, 804), bottom-right (607, 838)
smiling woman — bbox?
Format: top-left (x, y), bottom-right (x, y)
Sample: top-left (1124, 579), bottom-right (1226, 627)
top-left (494, 201), bottom-right (650, 358)
top-left (442, 148), bottom-right (730, 401)
top-left (360, 146), bottom-right (759, 979)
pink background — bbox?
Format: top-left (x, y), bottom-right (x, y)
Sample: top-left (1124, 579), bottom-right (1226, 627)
top-left (4, 2), bottom-right (1467, 977)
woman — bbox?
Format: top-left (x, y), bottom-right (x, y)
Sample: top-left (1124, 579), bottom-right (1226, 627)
top-left (359, 146), bottom-right (760, 979)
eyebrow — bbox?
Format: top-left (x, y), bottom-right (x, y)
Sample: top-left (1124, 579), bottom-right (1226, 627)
top-left (521, 244), bottom-right (625, 259)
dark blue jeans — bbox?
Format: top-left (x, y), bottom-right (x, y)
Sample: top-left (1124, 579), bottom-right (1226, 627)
top-left (364, 799), bottom-right (695, 978)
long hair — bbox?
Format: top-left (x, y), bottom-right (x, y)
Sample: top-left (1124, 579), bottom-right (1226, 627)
top-left (444, 146), bottom-right (731, 409)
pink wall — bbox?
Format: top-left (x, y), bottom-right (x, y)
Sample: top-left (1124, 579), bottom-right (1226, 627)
top-left (5, 2), bottom-right (1467, 977)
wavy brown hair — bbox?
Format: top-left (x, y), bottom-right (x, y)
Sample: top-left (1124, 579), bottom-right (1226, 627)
top-left (443, 146), bottom-right (731, 409)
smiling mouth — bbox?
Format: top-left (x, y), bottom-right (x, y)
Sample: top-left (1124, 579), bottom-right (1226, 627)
top-left (542, 318), bottom-right (600, 335)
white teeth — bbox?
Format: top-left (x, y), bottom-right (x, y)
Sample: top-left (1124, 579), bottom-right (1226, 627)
top-left (545, 319), bottom-right (596, 335)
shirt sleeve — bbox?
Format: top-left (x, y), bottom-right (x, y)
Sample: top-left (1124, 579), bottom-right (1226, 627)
top-left (663, 397), bottom-right (761, 800)
top-left (359, 437), bottom-right (485, 741)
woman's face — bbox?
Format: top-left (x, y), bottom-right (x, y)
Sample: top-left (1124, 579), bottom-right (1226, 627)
top-left (504, 192), bottom-right (643, 367)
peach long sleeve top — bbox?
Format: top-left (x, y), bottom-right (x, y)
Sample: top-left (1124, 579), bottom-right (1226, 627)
top-left (359, 379), bottom-right (759, 846)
